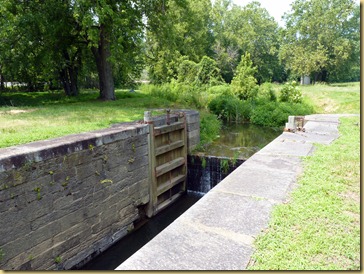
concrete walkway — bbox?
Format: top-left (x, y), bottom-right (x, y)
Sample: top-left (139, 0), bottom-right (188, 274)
top-left (116, 114), bottom-right (355, 270)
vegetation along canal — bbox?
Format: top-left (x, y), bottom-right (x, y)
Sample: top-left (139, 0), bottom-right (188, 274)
top-left (199, 123), bottom-right (282, 159)
top-left (80, 123), bottom-right (281, 270)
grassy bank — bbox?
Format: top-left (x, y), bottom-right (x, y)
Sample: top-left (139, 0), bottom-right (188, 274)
top-left (0, 90), bottom-right (175, 148)
top-left (247, 116), bottom-right (360, 270)
top-left (300, 81), bottom-right (360, 114)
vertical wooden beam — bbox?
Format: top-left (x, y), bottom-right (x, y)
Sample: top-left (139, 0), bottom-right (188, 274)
top-left (181, 113), bottom-right (188, 193)
top-left (145, 111), bottom-right (157, 218)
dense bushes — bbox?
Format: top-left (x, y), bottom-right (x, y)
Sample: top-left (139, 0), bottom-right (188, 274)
top-left (250, 100), bottom-right (314, 127)
top-left (199, 111), bottom-right (222, 147)
top-left (177, 56), bottom-right (223, 86)
top-left (208, 88), bottom-right (313, 127)
top-left (279, 80), bottom-right (303, 103)
top-left (140, 79), bottom-right (314, 146)
top-left (208, 95), bottom-right (251, 122)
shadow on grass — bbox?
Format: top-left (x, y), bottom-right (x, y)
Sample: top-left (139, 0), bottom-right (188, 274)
top-left (0, 90), bottom-right (153, 108)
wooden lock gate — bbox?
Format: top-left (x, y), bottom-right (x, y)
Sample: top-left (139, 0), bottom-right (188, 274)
top-left (144, 110), bottom-right (188, 217)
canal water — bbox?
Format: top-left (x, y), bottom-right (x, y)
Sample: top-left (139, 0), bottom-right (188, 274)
top-left (81, 191), bottom-right (203, 270)
top-left (199, 123), bottom-right (282, 159)
top-left (80, 123), bottom-right (281, 270)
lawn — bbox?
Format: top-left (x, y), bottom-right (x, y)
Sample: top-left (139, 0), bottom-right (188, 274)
top-left (0, 90), bottom-right (176, 148)
top-left (300, 81), bottom-right (360, 114)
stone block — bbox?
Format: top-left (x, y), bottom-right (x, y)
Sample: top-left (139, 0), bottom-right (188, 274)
top-left (185, 111), bottom-right (200, 124)
top-left (75, 159), bottom-right (103, 182)
top-left (103, 190), bottom-right (130, 210)
top-left (187, 129), bottom-right (200, 139)
top-left (187, 122), bottom-right (200, 132)
top-left (117, 220), bottom-right (253, 270)
top-left (0, 213), bottom-right (31, 246)
top-left (101, 128), bottom-right (137, 145)
top-left (187, 135), bottom-right (200, 152)
top-left (128, 179), bottom-right (150, 205)
top-left (126, 155), bottom-right (148, 172)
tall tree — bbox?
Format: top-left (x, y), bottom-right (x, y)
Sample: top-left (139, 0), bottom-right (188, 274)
top-left (71, 0), bottom-right (145, 100)
top-left (280, 0), bottom-right (360, 82)
top-left (0, 0), bottom-right (152, 99)
top-left (210, 1), bottom-right (282, 83)
top-left (0, 0), bottom-right (84, 95)
top-left (145, 0), bottom-right (213, 83)
top-left (210, 0), bottom-right (240, 83)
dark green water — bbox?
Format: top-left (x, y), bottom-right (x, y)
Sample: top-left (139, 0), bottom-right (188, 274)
top-left (199, 123), bottom-right (282, 159)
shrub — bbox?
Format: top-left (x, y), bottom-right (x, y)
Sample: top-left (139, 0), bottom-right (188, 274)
top-left (177, 60), bottom-right (198, 84)
top-left (250, 100), bottom-right (314, 127)
top-left (208, 94), bottom-right (251, 122)
top-left (231, 52), bottom-right (258, 100)
top-left (279, 81), bottom-right (303, 103)
top-left (207, 84), bottom-right (232, 96)
top-left (140, 83), bottom-right (179, 102)
top-left (195, 56), bottom-right (223, 86)
top-left (199, 111), bottom-right (222, 146)
top-left (258, 82), bottom-right (277, 101)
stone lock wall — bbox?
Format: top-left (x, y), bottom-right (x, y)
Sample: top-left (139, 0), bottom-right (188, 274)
top-left (0, 110), bottom-right (200, 270)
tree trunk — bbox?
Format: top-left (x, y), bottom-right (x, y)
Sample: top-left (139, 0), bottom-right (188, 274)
top-left (91, 23), bottom-right (115, 101)
top-left (0, 74), bottom-right (4, 91)
top-left (69, 66), bottom-right (78, 96)
top-left (60, 69), bottom-right (71, 96)
top-left (60, 51), bottom-right (79, 96)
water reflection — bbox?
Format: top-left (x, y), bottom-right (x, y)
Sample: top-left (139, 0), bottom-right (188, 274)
top-left (200, 123), bottom-right (282, 159)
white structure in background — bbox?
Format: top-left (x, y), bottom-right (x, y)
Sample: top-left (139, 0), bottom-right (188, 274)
top-left (301, 75), bottom-right (310, 85)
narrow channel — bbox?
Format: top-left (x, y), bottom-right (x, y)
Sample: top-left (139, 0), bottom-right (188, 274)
top-left (80, 191), bottom-right (202, 270)
top-left (80, 123), bottom-right (281, 270)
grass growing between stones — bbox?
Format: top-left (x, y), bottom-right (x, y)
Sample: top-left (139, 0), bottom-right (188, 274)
top-left (248, 116), bottom-right (360, 270)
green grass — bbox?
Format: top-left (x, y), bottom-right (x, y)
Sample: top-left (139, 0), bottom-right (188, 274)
top-left (300, 82), bottom-right (360, 114)
top-left (248, 116), bottom-right (360, 270)
top-left (0, 89), bottom-right (175, 148)
top-left (271, 81), bottom-right (360, 114)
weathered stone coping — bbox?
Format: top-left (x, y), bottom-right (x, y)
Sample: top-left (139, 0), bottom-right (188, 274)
top-left (0, 123), bottom-right (148, 173)
top-left (116, 114), bottom-right (358, 270)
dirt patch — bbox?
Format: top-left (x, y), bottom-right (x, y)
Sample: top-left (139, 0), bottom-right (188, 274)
top-left (320, 97), bottom-right (338, 113)
top-left (339, 191), bottom-right (360, 203)
top-left (0, 109), bottom-right (37, 115)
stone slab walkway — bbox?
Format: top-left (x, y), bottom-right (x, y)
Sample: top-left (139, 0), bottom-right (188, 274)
top-left (116, 114), bottom-right (356, 270)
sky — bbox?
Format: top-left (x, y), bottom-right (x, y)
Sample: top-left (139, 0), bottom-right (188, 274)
top-left (231, 0), bottom-right (295, 26)
top-left (232, 0), bottom-right (361, 27)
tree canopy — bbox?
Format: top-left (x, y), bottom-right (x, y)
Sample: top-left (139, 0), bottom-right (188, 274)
top-left (0, 0), bottom-right (359, 98)
top-left (280, 0), bottom-right (360, 82)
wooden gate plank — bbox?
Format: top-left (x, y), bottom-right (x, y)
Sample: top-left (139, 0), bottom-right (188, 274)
top-left (155, 157), bottom-right (185, 177)
top-left (157, 174), bottom-right (186, 196)
top-left (154, 122), bottom-right (184, 136)
top-left (145, 111), bottom-right (188, 217)
top-left (155, 140), bottom-right (184, 156)
top-left (155, 192), bottom-right (184, 215)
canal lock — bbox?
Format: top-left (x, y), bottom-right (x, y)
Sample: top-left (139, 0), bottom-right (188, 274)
top-left (80, 154), bottom-right (245, 270)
